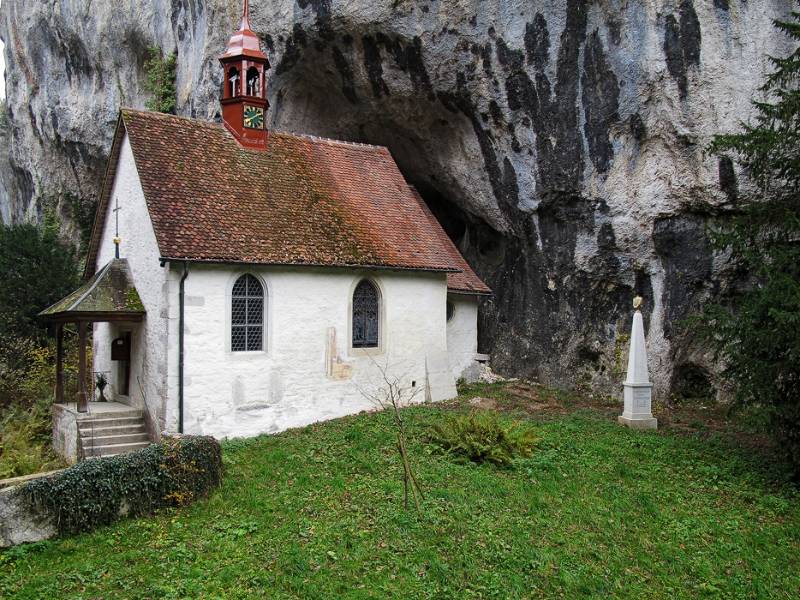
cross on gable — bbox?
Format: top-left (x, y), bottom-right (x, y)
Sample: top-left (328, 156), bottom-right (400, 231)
top-left (112, 197), bottom-right (122, 259)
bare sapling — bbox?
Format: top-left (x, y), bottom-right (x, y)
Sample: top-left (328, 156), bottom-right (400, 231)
top-left (359, 358), bottom-right (425, 512)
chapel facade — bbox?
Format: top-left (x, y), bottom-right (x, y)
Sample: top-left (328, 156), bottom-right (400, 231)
top-left (40, 1), bottom-right (490, 458)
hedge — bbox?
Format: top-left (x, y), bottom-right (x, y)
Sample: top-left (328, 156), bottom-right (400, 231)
top-left (18, 435), bottom-right (222, 535)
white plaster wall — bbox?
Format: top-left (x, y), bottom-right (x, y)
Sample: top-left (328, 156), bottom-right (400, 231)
top-left (446, 294), bottom-right (479, 380)
top-left (177, 266), bottom-right (451, 438)
top-left (92, 133), bottom-right (169, 435)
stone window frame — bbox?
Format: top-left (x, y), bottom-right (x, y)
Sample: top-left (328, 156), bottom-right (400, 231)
top-left (226, 271), bottom-right (270, 356)
top-left (348, 276), bottom-right (385, 357)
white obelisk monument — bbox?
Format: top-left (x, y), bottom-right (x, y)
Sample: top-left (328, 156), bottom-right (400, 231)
top-left (618, 296), bottom-right (658, 429)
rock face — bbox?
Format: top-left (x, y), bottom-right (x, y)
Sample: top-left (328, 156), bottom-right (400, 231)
top-left (0, 0), bottom-right (794, 396)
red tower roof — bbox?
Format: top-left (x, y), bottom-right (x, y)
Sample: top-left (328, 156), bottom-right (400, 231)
top-left (220, 0), bottom-right (267, 60)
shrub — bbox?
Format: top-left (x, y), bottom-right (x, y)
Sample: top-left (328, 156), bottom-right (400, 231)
top-left (18, 435), bottom-right (222, 535)
top-left (0, 395), bottom-right (63, 479)
top-left (144, 47), bottom-right (177, 114)
top-left (429, 411), bottom-right (537, 467)
top-left (0, 326), bottom-right (89, 477)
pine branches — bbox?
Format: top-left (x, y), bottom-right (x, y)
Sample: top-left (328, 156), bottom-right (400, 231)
top-left (700, 7), bottom-right (800, 477)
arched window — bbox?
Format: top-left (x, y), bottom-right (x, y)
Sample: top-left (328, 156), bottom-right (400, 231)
top-left (446, 301), bottom-right (455, 322)
top-left (352, 280), bottom-right (379, 348)
top-left (231, 274), bottom-right (263, 352)
top-left (246, 67), bottom-right (261, 97)
top-left (228, 67), bottom-right (240, 97)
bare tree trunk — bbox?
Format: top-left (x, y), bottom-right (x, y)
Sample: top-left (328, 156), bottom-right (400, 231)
top-left (359, 356), bottom-right (425, 512)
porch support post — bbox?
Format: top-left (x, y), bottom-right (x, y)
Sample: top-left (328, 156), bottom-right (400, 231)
top-left (77, 321), bottom-right (88, 412)
top-left (55, 324), bottom-right (64, 403)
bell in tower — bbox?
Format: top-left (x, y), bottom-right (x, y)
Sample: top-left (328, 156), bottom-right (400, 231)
top-left (219, 0), bottom-right (270, 150)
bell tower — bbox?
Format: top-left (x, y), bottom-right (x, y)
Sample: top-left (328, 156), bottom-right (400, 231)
top-left (219, 0), bottom-right (269, 150)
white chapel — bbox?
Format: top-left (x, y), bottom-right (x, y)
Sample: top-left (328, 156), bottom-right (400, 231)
top-left (40, 1), bottom-right (490, 459)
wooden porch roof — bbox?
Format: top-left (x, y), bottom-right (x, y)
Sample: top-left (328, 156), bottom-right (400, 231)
top-left (39, 258), bottom-right (145, 323)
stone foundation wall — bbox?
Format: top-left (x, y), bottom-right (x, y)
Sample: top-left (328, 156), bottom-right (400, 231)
top-left (0, 472), bottom-right (60, 548)
top-left (52, 403), bottom-right (79, 464)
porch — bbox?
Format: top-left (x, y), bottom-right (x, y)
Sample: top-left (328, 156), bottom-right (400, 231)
top-left (38, 258), bottom-right (151, 462)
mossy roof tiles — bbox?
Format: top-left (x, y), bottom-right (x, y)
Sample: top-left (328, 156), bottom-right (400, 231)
top-left (85, 109), bottom-right (490, 295)
top-left (39, 259), bottom-right (145, 322)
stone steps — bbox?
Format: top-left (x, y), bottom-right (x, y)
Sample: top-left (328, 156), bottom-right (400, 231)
top-left (82, 432), bottom-right (150, 448)
top-left (77, 410), bottom-right (152, 459)
top-left (79, 423), bottom-right (146, 437)
top-left (83, 441), bottom-right (152, 458)
top-left (78, 415), bottom-right (144, 430)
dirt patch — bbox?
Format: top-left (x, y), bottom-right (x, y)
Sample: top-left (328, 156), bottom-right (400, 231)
top-left (453, 380), bottom-right (616, 418)
top-left (454, 381), bottom-right (777, 456)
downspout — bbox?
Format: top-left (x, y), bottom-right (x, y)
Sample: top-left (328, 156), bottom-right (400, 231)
top-left (178, 261), bottom-right (189, 434)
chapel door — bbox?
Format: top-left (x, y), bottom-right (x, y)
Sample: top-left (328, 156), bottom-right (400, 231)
top-left (111, 332), bottom-right (132, 397)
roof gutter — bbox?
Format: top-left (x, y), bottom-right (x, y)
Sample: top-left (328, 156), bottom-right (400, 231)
top-left (178, 261), bottom-right (189, 434)
top-left (158, 256), bottom-right (460, 273)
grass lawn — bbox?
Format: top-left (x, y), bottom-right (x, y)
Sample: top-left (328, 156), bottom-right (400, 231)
top-left (1, 382), bottom-right (799, 599)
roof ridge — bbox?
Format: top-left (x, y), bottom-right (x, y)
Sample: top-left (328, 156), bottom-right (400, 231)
top-left (273, 131), bottom-right (388, 151)
top-left (120, 107), bottom-right (224, 130)
top-left (120, 107), bottom-right (387, 151)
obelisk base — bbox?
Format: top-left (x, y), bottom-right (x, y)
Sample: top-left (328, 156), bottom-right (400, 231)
top-left (618, 382), bottom-right (657, 430)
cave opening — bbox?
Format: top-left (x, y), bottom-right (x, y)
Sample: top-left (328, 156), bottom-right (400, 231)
top-left (671, 363), bottom-right (715, 403)
top-left (266, 37), bottom-right (506, 256)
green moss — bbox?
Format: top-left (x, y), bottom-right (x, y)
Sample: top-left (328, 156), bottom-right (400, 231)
top-left (613, 333), bottom-right (630, 378)
top-left (124, 288), bottom-right (144, 311)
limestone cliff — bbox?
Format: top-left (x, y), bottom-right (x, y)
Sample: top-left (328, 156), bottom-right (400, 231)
top-left (0, 0), bottom-right (794, 396)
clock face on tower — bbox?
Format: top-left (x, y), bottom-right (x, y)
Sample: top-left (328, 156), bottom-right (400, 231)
top-left (243, 105), bottom-right (265, 129)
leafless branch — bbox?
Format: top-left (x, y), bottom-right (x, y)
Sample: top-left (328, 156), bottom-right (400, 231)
top-left (356, 354), bottom-right (425, 511)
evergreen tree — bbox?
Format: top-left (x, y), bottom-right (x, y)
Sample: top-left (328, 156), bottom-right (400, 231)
top-left (144, 47), bottom-right (177, 114)
top-left (0, 219), bottom-right (81, 341)
top-left (702, 9), bottom-right (800, 477)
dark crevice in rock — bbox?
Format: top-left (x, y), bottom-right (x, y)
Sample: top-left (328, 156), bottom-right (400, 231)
top-left (664, 0), bottom-right (701, 100)
top-left (362, 36), bottom-right (389, 98)
top-left (664, 16), bottom-right (686, 98)
top-left (498, 3), bottom-right (587, 193)
top-left (524, 14), bottom-right (550, 69)
top-left (581, 30), bottom-right (620, 174)
top-left (480, 43), bottom-right (493, 77)
top-left (276, 24), bottom-right (308, 75)
top-left (679, 1), bottom-right (702, 67)
top-left (375, 34), bottom-right (435, 99)
top-left (607, 18), bottom-right (622, 46)
top-left (411, 180), bottom-right (468, 246)
top-left (630, 113), bottom-right (647, 142)
top-left (653, 214), bottom-right (713, 339)
top-left (718, 155), bottom-right (738, 202)
top-left (331, 46), bottom-right (358, 104)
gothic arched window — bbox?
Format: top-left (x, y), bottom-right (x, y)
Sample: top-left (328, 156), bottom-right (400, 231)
top-left (228, 67), bottom-right (240, 97)
top-left (246, 67), bottom-right (261, 97)
top-left (231, 274), bottom-right (264, 352)
top-left (352, 280), bottom-right (380, 348)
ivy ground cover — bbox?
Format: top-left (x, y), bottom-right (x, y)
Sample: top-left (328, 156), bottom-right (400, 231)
top-left (2, 384), bottom-right (799, 599)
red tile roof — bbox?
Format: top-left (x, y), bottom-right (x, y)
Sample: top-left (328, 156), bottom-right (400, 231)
top-left (410, 188), bottom-right (491, 295)
top-left (86, 109), bottom-right (490, 295)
